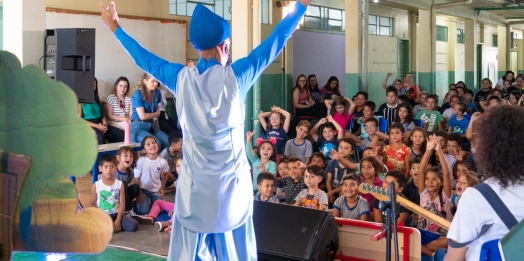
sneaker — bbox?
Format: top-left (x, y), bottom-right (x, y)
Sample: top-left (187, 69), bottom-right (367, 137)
top-left (156, 221), bottom-right (170, 232)
top-left (126, 209), bottom-right (138, 217)
top-left (132, 215), bottom-right (155, 225)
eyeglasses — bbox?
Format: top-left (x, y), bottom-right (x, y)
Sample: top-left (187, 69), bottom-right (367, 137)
top-left (298, 80), bottom-right (306, 82)
top-left (269, 117), bottom-right (280, 120)
top-left (364, 125), bottom-right (376, 129)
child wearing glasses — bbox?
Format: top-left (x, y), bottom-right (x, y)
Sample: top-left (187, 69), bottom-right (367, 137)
top-left (259, 105), bottom-right (291, 161)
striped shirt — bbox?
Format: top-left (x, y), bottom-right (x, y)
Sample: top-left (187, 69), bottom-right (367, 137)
top-left (377, 103), bottom-right (398, 127)
top-left (106, 94), bottom-right (131, 118)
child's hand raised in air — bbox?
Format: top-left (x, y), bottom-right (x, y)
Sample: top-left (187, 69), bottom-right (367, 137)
top-left (258, 163), bottom-right (266, 172)
top-left (318, 118), bottom-right (328, 125)
top-left (330, 149), bottom-right (340, 161)
top-left (426, 135), bottom-right (437, 151)
top-left (271, 105), bottom-right (282, 113)
top-left (470, 112), bottom-right (482, 123)
top-left (295, 161), bottom-right (307, 170)
top-left (246, 131), bottom-right (254, 142)
top-left (325, 115), bottom-right (334, 122)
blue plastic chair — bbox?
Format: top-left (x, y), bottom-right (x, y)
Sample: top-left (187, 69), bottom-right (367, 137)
top-left (378, 117), bottom-right (388, 133)
top-left (415, 119), bottom-right (423, 127)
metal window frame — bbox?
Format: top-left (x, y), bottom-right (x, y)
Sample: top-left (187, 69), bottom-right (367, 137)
top-left (303, 4), bottom-right (345, 32)
top-left (437, 25), bottom-right (448, 42)
top-left (368, 15), bottom-right (393, 37)
top-left (169, 0), bottom-right (231, 20)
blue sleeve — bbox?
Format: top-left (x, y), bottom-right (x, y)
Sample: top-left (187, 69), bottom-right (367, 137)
top-left (245, 142), bottom-right (260, 164)
top-left (132, 90), bottom-right (145, 108)
top-left (231, 2), bottom-right (306, 99)
top-left (114, 27), bottom-right (185, 93)
top-left (266, 161), bottom-right (277, 175)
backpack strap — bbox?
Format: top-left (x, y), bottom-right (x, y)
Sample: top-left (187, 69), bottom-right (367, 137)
top-left (475, 183), bottom-right (518, 230)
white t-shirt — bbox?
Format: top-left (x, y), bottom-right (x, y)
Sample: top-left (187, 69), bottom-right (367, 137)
top-left (447, 179), bottom-right (524, 260)
top-left (134, 156), bottom-right (170, 191)
top-left (95, 178), bottom-right (122, 215)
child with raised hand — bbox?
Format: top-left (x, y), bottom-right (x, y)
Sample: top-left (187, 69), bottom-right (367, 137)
top-left (254, 172), bottom-right (279, 203)
top-left (293, 165), bottom-right (329, 211)
top-left (284, 120), bottom-right (313, 165)
top-left (258, 105), bottom-right (291, 159)
top-left (310, 115), bottom-right (344, 163)
top-left (359, 118), bottom-right (389, 149)
top-left (325, 95), bottom-right (356, 132)
top-left (358, 156), bottom-right (384, 213)
top-left (383, 123), bottom-right (412, 178)
top-left (133, 136), bottom-right (171, 215)
top-left (114, 146), bottom-right (140, 213)
top-left (275, 157), bottom-right (307, 204)
top-left (246, 131), bottom-right (277, 192)
top-left (332, 174), bottom-right (370, 221)
top-left (394, 102), bottom-right (416, 142)
top-left (417, 135), bottom-right (453, 257)
top-left (91, 154), bottom-right (138, 232)
top-left (372, 170), bottom-right (410, 224)
top-left (408, 127), bottom-right (426, 158)
top-left (447, 102), bottom-right (469, 137)
top-left (325, 138), bottom-right (357, 203)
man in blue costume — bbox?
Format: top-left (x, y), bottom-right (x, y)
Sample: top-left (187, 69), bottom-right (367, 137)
top-left (100, 1), bottom-right (311, 259)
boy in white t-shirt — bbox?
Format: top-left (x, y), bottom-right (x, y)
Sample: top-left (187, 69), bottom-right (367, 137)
top-left (91, 154), bottom-right (138, 232)
top-left (293, 165), bottom-right (328, 211)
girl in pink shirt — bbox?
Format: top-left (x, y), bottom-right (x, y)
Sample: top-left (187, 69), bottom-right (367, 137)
top-left (325, 96), bottom-right (356, 134)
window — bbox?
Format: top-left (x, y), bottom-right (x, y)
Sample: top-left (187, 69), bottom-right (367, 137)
top-left (261, 0), bottom-right (269, 24)
top-left (369, 15), bottom-right (394, 36)
top-left (457, 29), bottom-right (464, 44)
top-left (493, 35), bottom-right (498, 47)
top-left (169, 0), bottom-right (231, 20)
top-left (303, 5), bottom-right (345, 32)
top-left (436, 25), bottom-right (448, 42)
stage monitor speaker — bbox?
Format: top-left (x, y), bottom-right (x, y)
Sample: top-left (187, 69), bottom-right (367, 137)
top-left (44, 28), bottom-right (95, 103)
top-left (253, 201), bottom-right (338, 261)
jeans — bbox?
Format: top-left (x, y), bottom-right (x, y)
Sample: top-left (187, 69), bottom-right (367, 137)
top-left (109, 213), bottom-right (138, 232)
top-left (136, 188), bottom-right (162, 215)
top-left (124, 183), bottom-right (140, 211)
top-left (131, 121), bottom-right (169, 151)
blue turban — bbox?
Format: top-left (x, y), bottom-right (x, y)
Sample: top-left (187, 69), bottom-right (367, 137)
top-left (189, 4), bottom-right (231, 50)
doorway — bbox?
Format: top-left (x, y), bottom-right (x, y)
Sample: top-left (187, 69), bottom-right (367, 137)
top-left (511, 51), bottom-right (518, 74)
top-left (398, 39), bottom-right (410, 79)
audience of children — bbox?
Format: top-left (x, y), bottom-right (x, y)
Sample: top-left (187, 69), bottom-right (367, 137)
top-left (310, 115), bottom-right (344, 162)
top-left (293, 165), bottom-right (329, 210)
top-left (258, 106), bottom-right (291, 159)
top-left (284, 120), bottom-right (313, 164)
top-left (332, 174), bottom-right (370, 220)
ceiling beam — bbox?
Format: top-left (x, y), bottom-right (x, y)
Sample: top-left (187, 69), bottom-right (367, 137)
top-left (476, 6), bottom-right (524, 11)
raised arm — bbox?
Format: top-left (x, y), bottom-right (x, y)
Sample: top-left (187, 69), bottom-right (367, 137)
top-left (231, 1), bottom-right (308, 97)
top-left (274, 106), bottom-right (291, 132)
top-left (326, 115), bottom-right (344, 139)
top-left (465, 112), bottom-right (480, 140)
top-left (100, 2), bottom-right (184, 92)
top-left (258, 111), bottom-right (272, 130)
top-left (310, 118), bottom-right (327, 142)
top-left (418, 137), bottom-right (437, 194)
top-left (382, 73), bottom-right (392, 90)
top-left (435, 141), bottom-right (452, 198)
top-left (347, 97), bottom-right (357, 116)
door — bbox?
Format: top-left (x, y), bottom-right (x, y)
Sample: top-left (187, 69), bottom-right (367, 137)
top-left (398, 39), bottom-right (410, 79)
top-left (511, 51), bottom-right (518, 74)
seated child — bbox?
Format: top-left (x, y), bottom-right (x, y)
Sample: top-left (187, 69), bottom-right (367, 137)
top-left (134, 136), bottom-right (170, 214)
top-left (360, 117), bottom-right (389, 149)
top-left (332, 174), bottom-right (370, 221)
top-left (258, 106), bottom-right (291, 160)
top-left (114, 146), bottom-right (140, 213)
top-left (377, 87), bottom-right (399, 126)
top-left (358, 156), bottom-right (384, 215)
top-left (284, 120), bottom-right (313, 165)
top-left (246, 131), bottom-right (277, 192)
top-left (444, 133), bottom-right (462, 188)
top-left (403, 156), bottom-right (422, 207)
top-left (133, 200), bottom-right (174, 232)
top-left (310, 152), bottom-right (327, 191)
top-left (275, 156), bottom-right (307, 204)
top-left (326, 138), bottom-right (357, 203)
top-left (159, 131), bottom-right (183, 188)
top-left (416, 94), bottom-right (444, 134)
top-left (383, 123), bottom-right (411, 178)
top-left (254, 172), bottom-right (279, 203)
top-left (447, 102), bottom-right (469, 137)
top-left (91, 154), bottom-right (138, 232)
top-left (293, 165), bottom-right (328, 211)
top-left (451, 171), bottom-right (479, 215)
top-left (276, 157), bottom-right (289, 200)
top-left (372, 170), bottom-right (410, 224)
top-left (310, 115), bottom-right (344, 163)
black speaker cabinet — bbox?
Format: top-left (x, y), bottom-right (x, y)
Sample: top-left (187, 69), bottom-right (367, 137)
top-left (253, 201), bottom-right (338, 261)
top-left (44, 28), bottom-right (95, 103)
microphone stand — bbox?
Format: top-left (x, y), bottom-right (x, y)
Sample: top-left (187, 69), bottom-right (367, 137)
top-left (379, 183), bottom-right (400, 261)
top-left (389, 182), bottom-right (399, 261)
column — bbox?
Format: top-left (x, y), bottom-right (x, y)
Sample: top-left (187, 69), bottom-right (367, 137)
top-left (464, 18), bottom-right (476, 88)
top-left (345, 0), bottom-right (366, 94)
top-left (232, 0), bottom-right (260, 135)
top-left (448, 20), bottom-right (457, 85)
top-left (498, 25), bottom-right (507, 80)
top-left (3, 0), bottom-right (46, 66)
top-left (415, 9), bottom-right (436, 94)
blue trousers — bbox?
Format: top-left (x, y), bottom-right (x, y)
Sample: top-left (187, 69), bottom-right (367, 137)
top-left (168, 215), bottom-right (257, 261)
top-left (136, 189), bottom-right (162, 215)
top-left (109, 213), bottom-right (138, 232)
top-left (131, 121), bottom-right (169, 151)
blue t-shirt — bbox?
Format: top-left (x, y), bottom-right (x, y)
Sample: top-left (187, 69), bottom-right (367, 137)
top-left (131, 89), bottom-right (161, 120)
top-left (464, 101), bottom-right (477, 115)
top-left (325, 159), bottom-right (356, 188)
top-left (316, 136), bottom-right (339, 163)
top-left (447, 116), bottom-right (470, 135)
top-left (261, 127), bottom-right (287, 155)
